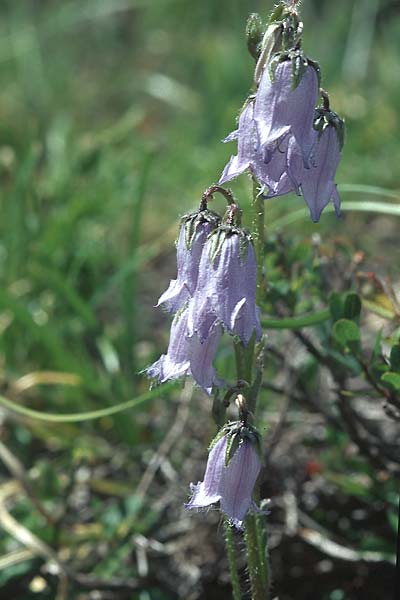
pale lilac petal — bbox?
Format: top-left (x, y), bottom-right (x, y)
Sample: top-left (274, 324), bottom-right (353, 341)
top-left (189, 320), bottom-right (223, 395)
top-left (188, 232), bottom-right (261, 345)
top-left (261, 136), bottom-right (303, 197)
top-left (157, 221), bottom-right (211, 313)
top-left (223, 129), bottom-right (239, 143)
top-left (147, 307), bottom-right (221, 393)
top-left (301, 126), bottom-right (341, 222)
top-left (254, 61), bottom-right (318, 164)
top-left (219, 439), bottom-right (261, 527)
top-left (146, 310), bottom-right (191, 382)
top-left (219, 155), bottom-right (250, 186)
top-left (186, 436), bottom-right (227, 508)
top-left (218, 102), bottom-right (257, 186)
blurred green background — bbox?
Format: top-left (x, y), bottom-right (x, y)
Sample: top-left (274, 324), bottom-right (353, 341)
top-left (0, 0), bottom-right (399, 599)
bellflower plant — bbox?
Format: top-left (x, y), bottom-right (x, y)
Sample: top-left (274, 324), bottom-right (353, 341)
top-left (147, 2), bottom-right (346, 599)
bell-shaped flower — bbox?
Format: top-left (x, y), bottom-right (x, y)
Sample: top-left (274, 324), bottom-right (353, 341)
top-left (186, 424), bottom-right (262, 528)
top-left (157, 210), bottom-right (220, 313)
top-left (261, 135), bottom-right (303, 198)
top-left (300, 108), bottom-right (344, 222)
top-left (219, 100), bottom-right (302, 195)
top-left (254, 57), bottom-right (319, 165)
top-left (218, 100), bottom-right (269, 187)
top-left (219, 435), bottom-right (262, 527)
top-left (146, 308), bottom-right (222, 395)
top-left (187, 227), bottom-right (261, 345)
top-left (186, 434), bottom-right (228, 509)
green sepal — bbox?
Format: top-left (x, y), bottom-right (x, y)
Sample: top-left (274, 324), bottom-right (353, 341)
top-left (181, 208), bottom-right (221, 250)
top-left (208, 420), bottom-right (241, 451)
top-left (225, 431), bottom-right (242, 466)
top-left (209, 421), bottom-right (262, 466)
top-left (314, 106), bottom-right (345, 151)
top-left (267, 4), bottom-right (286, 24)
top-left (208, 227), bottom-right (228, 265)
top-left (291, 52), bottom-right (306, 90)
top-left (207, 225), bottom-right (253, 266)
top-left (268, 51), bottom-right (320, 92)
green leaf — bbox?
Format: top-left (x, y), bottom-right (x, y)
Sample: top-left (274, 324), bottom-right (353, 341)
top-left (381, 371), bottom-right (400, 391)
top-left (332, 319), bottom-right (361, 353)
top-left (389, 344), bottom-right (400, 372)
top-left (329, 292), bottom-right (344, 322)
top-left (343, 292), bottom-right (362, 321)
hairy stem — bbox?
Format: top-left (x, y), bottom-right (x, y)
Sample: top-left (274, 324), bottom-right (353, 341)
top-left (224, 519), bottom-right (242, 600)
top-left (240, 178), bottom-right (269, 599)
top-left (252, 178), bottom-right (265, 306)
top-left (245, 513), bottom-right (268, 600)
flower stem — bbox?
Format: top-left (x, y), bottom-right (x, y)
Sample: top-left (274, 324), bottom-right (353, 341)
top-left (256, 512), bottom-right (270, 591)
top-left (245, 513), bottom-right (269, 600)
top-left (224, 518), bottom-right (242, 600)
top-left (251, 178), bottom-right (265, 306)
top-left (239, 177), bottom-right (269, 600)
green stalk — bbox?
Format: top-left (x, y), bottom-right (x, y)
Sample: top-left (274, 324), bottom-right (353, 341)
top-left (235, 178), bottom-right (269, 600)
top-left (224, 519), bottom-right (242, 600)
top-left (245, 513), bottom-right (268, 600)
top-left (252, 178), bottom-right (265, 306)
top-left (261, 308), bottom-right (330, 329)
top-left (256, 513), bottom-right (270, 591)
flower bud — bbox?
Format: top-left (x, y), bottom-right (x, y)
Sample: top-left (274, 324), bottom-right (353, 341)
top-left (246, 13), bottom-right (264, 60)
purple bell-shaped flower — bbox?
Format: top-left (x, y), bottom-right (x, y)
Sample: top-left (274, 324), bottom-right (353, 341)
top-left (300, 103), bottom-right (344, 222)
top-left (186, 423), bottom-right (262, 528)
top-left (157, 209), bottom-right (220, 313)
top-left (254, 57), bottom-right (319, 165)
top-left (146, 308), bottom-right (222, 395)
top-left (187, 226), bottom-right (261, 345)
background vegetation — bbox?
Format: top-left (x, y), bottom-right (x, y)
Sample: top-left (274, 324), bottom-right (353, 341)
top-left (0, 0), bottom-right (399, 598)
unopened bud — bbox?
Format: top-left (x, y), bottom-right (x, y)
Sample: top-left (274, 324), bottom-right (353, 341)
top-left (246, 13), bottom-right (264, 60)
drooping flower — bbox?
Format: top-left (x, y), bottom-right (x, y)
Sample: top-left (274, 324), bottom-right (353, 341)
top-left (187, 226), bottom-right (261, 345)
top-left (254, 56), bottom-right (319, 165)
top-left (186, 434), bottom-right (228, 509)
top-left (219, 434), bottom-right (262, 527)
top-left (146, 308), bottom-right (222, 395)
top-left (218, 100), bottom-right (265, 187)
top-left (218, 99), bottom-right (302, 196)
top-left (300, 106), bottom-right (344, 222)
top-left (186, 423), bottom-right (262, 527)
top-left (157, 209), bottom-right (221, 313)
